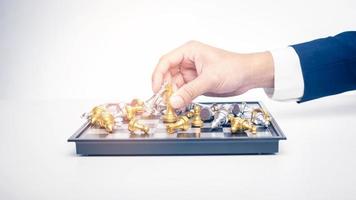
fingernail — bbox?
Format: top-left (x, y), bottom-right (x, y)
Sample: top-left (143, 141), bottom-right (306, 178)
top-left (170, 95), bottom-right (184, 108)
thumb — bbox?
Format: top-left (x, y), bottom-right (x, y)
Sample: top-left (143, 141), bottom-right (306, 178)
top-left (170, 75), bottom-right (211, 108)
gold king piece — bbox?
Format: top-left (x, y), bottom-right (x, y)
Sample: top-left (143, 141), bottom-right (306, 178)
top-left (162, 83), bottom-right (178, 123)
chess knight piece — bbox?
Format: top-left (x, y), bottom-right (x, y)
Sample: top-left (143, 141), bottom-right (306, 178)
top-left (229, 116), bottom-right (257, 134)
top-left (191, 105), bottom-right (204, 127)
top-left (166, 116), bottom-right (190, 134)
top-left (128, 118), bottom-right (150, 134)
top-left (251, 108), bottom-right (271, 127)
top-left (162, 83), bottom-right (178, 123)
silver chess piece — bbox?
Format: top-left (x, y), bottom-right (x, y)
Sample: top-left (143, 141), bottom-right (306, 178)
top-left (143, 82), bottom-right (168, 116)
top-left (251, 108), bottom-right (271, 127)
top-left (210, 104), bottom-right (232, 129)
top-left (200, 103), bottom-right (220, 121)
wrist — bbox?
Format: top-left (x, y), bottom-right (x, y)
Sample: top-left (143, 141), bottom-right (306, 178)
top-left (245, 51), bottom-right (275, 89)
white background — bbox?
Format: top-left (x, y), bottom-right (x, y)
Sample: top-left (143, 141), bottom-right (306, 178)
top-left (1, 0), bottom-right (355, 102)
top-left (1, 1), bottom-right (356, 200)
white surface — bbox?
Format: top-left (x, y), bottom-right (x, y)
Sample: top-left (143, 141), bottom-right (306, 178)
top-left (266, 47), bottom-right (304, 101)
top-left (1, 94), bottom-right (356, 200)
top-left (1, 0), bottom-right (356, 100)
top-left (1, 1), bottom-right (356, 199)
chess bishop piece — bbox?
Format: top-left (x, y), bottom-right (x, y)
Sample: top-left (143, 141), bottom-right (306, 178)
top-left (230, 116), bottom-right (257, 134)
top-left (162, 83), bottom-right (178, 123)
top-left (128, 118), bottom-right (150, 134)
top-left (166, 116), bottom-right (190, 134)
top-left (191, 105), bottom-right (204, 127)
top-left (211, 104), bottom-right (231, 129)
top-left (251, 108), bottom-right (271, 127)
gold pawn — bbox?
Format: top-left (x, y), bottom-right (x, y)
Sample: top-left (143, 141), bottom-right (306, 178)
top-left (191, 105), bottom-right (203, 127)
top-left (230, 117), bottom-right (257, 134)
top-left (162, 83), bottom-right (178, 123)
top-left (128, 118), bottom-right (150, 134)
top-left (166, 116), bottom-right (190, 134)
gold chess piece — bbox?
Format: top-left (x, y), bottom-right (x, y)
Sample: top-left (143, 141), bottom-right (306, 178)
top-left (166, 116), bottom-right (190, 134)
top-left (230, 117), bottom-right (257, 134)
top-left (130, 98), bottom-right (144, 107)
top-left (185, 110), bottom-right (194, 118)
top-left (251, 108), bottom-right (271, 127)
top-left (125, 104), bottom-right (144, 121)
top-left (128, 118), bottom-right (150, 134)
top-left (162, 83), bottom-right (177, 123)
top-left (90, 106), bottom-right (106, 125)
top-left (101, 112), bottom-right (116, 133)
top-left (191, 105), bottom-right (203, 127)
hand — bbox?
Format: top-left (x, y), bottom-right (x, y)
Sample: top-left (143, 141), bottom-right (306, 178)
top-left (152, 41), bottom-right (274, 108)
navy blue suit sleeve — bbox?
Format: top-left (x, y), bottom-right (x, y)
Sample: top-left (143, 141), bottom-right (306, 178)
top-left (291, 31), bottom-right (356, 102)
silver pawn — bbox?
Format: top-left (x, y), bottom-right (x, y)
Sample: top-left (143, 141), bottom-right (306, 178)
top-left (211, 104), bottom-right (232, 129)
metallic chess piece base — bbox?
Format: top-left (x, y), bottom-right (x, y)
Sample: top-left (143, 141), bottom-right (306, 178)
top-left (191, 105), bottom-right (204, 127)
top-left (166, 116), bottom-right (190, 134)
top-left (128, 118), bottom-right (150, 134)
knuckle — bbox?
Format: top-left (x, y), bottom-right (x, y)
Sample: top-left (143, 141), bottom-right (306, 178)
top-left (159, 54), bottom-right (167, 63)
top-left (185, 40), bottom-right (199, 47)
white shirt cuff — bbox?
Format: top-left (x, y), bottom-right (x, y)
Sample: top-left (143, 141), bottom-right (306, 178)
top-left (264, 47), bottom-right (304, 101)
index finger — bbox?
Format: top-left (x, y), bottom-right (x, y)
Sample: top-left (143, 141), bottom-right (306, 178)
top-left (151, 45), bottom-right (186, 93)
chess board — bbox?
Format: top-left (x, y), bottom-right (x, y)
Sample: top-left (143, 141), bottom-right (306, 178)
top-left (68, 102), bottom-right (286, 155)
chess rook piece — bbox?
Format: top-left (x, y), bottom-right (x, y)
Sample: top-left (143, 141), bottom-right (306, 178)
top-left (166, 116), bottom-right (190, 134)
top-left (128, 118), bottom-right (150, 134)
top-left (230, 117), bottom-right (257, 134)
top-left (191, 105), bottom-right (204, 127)
top-left (162, 83), bottom-right (178, 123)
top-left (211, 104), bottom-right (231, 129)
top-left (251, 108), bottom-right (271, 127)
top-left (125, 104), bottom-right (144, 121)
